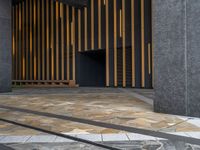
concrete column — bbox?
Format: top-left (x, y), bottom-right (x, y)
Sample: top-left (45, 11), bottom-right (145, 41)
top-left (0, 0), bottom-right (12, 92)
top-left (153, 0), bottom-right (200, 117)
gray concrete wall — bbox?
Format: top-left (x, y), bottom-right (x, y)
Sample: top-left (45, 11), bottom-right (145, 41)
top-left (0, 0), bottom-right (12, 92)
top-left (153, 0), bottom-right (200, 117)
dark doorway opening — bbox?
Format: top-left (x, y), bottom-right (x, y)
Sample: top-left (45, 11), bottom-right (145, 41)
top-left (76, 50), bottom-right (106, 87)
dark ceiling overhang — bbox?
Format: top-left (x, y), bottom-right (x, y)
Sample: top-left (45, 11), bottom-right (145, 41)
top-left (12, 0), bottom-right (88, 7)
top-left (58, 0), bottom-right (88, 7)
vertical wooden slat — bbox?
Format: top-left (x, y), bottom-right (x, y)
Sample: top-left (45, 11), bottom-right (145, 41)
top-left (51, 0), bottom-right (54, 80)
top-left (91, 0), bottom-right (94, 49)
top-left (56, 1), bottom-right (59, 80)
top-left (119, 9), bottom-right (122, 38)
top-left (66, 5), bottom-right (70, 80)
top-left (141, 0), bottom-right (145, 88)
top-left (98, 0), bottom-right (102, 49)
top-left (78, 9), bottom-right (81, 52)
top-left (19, 4), bottom-right (21, 80)
top-left (16, 5), bottom-right (18, 80)
top-left (30, 0), bottom-right (33, 80)
top-left (60, 3), bottom-right (64, 80)
top-left (84, 7), bottom-right (88, 50)
top-left (122, 0), bottom-right (126, 87)
top-left (72, 7), bottom-right (76, 81)
top-left (105, 0), bottom-right (109, 87)
top-left (46, 0), bottom-right (50, 80)
top-left (33, 0), bottom-right (37, 80)
top-left (148, 43), bottom-right (151, 74)
top-left (22, 2), bottom-right (25, 80)
top-left (26, 0), bottom-right (29, 80)
top-left (113, 0), bottom-right (117, 87)
top-left (42, 0), bottom-right (45, 80)
top-left (131, 0), bottom-right (135, 87)
top-left (37, 0), bottom-right (41, 80)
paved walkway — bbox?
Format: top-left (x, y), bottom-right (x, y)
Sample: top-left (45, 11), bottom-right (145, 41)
top-left (0, 88), bottom-right (200, 147)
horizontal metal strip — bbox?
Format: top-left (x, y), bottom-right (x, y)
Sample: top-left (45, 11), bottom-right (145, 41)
top-left (0, 118), bottom-right (121, 150)
top-left (0, 105), bottom-right (199, 145)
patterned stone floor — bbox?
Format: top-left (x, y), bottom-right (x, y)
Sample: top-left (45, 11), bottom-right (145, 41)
top-left (0, 87), bottom-right (199, 137)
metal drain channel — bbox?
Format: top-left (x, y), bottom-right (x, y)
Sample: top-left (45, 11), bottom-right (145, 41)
top-left (0, 105), bottom-right (200, 145)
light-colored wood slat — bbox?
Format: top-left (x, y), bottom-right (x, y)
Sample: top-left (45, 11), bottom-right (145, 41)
top-left (19, 4), bottom-right (22, 80)
top-left (46, 0), bottom-right (50, 80)
top-left (78, 9), bottom-right (81, 52)
top-left (98, 0), bottom-right (102, 49)
top-left (91, 0), bottom-right (94, 49)
top-left (30, 0), bottom-right (33, 80)
top-left (42, 0), bottom-right (45, 80)
top-left (37, 0), bottom-right (41, 80)
top-left (12, 6), bottom-right (15, 80)
top-left (66, 5), bottom-right (70, 80)
top-left (106, 0), bottom-right (109, 87)
top-left (16, 5), bottom-right (18, 80)
top-left (84, 7), bottom-right (88, 50)
top-left (26, 0), bottom-right (29, 80)
top-left (60, 3), bottom-right (64, 80)
top-left (56, 1), bottom-right (59, 80)
top-left (22, 2), bottom-right (25, 80)
top-left (122, 0), bottom-right (126, 87)
top-left (114, 0), bottom-right (117, 87)
top-left (51, 0), bottom-right (54, 80)
top-left (120, 9), bottom-right (122, 38)
top-left (72, 7), bottom-right (76, 81)
top-left (148, 43), bottom-right (151, 74)
top-left (131, 0), bottom-right (135, 87)
top-left (33, 0), bottom-right (37, 80)
top-left (141, 0), bottom-right (145, 88)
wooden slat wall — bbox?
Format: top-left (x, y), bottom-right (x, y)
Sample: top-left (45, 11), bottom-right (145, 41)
top-left (12, 0), bottom-right (76, 86)
top-left (12, 0), bottom-right (152, 88)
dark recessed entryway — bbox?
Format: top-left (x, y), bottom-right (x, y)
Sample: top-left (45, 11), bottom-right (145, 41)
top-left (76, 50), bottom-right (106, 87)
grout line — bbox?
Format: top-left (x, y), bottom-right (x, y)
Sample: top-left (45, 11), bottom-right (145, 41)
top-left (125, 133), bottom-right (130, 141)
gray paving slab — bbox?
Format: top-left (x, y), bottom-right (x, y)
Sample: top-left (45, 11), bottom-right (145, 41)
top-left (26, 135), bottom-right (56, 143)
top-left (102, 134), bottom-right (129, 142)
top-left (187, 119), bottom-right (200, 128)
top-left (76, 134), bottom-right (102, 142)
top-left (127, 133), bottom-right (157, 141)
top-left (54, 136), bottom-right (76, 143)
top-left (169, 132), bottom-right (189, 137)
top-left (0, 136), bottom-right (31, 144)
top-left (185, 132), bottom-right (200, 139)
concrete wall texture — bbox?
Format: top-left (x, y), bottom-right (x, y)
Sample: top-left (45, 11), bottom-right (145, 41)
top-left (0, 0), bottom-right (12, 92)
top-left (153, 0), bottom-right (200, 117)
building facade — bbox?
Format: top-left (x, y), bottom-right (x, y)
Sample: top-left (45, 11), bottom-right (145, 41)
top-left (11, 0), bottom-right (153, 88)
top-left (0, 0), bottom-right (200, 117)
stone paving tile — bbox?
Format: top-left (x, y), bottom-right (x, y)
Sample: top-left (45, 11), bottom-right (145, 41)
top-left (26, 135), bottom-right (56, 143)
top-left (0, 88), bottom-right (200, 137)
top-left (185, 132), bottom-right (200, 139)
top-left (126, 133), bottom-right (157, 141)
top-left (187, 119), bottom-right (200, 128)
top-left (102, 134), bottom-right (129, 142)
top-left (0, 136), bottom-right (30, 143)
top-left (169, 132), bottom-right (190, 137)
top-left (76, 134), bottom-right (102, 142)
top-left (54, 136), bottom-right (76, 143)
